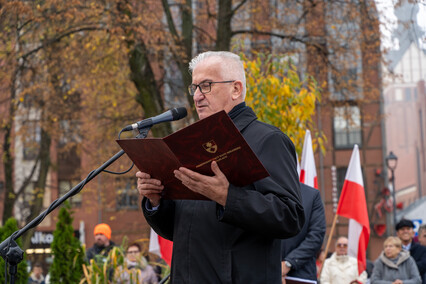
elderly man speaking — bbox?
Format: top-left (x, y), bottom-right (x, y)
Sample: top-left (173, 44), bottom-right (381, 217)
top-left (137, 51), bottom-right (304, 284)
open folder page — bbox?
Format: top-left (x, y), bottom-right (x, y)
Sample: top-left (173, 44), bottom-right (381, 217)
top-left (117, 110), bottom-right (269, 200)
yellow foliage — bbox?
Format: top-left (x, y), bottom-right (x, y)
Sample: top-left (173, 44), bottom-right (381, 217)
top-left (242, 53), bottom-right (325, 156)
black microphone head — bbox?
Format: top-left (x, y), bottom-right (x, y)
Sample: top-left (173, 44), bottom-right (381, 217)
top-left (172, 107), bottom-right (187, 120)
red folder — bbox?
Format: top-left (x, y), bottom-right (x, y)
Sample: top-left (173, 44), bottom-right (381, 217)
top-left (117, 110), bottom-right (269, 200)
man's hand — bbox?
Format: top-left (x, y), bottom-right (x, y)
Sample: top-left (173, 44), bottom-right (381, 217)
top-left (281, 262), bottom-right (291, 276)
top-left (281, 261), bottom-right (290, 284)
top-left (173, 161), bottom-right (229, 206)
top-left (136, 171), bottom-right (164, 207)
top-left (392, 280), bottom-right (403, 284)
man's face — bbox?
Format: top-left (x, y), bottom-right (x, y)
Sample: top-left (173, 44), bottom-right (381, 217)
top-left (418, 229), bottom-right (426, 246)
top-left (94, 233), bottom-right (109, 247)
top-left (33, 266), bottom-right (42, 277)
top-left (396, 226), bottom-right (414, 245)
top-left (192, 57), bottom-right (238, 120)
top-left (335, 237), bottom-right (348, 256)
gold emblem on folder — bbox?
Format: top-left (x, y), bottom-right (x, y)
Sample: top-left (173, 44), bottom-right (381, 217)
top-left (203, 140), bottom-right (218, 154)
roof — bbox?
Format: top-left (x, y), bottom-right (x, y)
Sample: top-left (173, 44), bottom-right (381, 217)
top-left (385, 2), bottom-right (426, 72)
top-left (396, 196), bottom-right (426, 224)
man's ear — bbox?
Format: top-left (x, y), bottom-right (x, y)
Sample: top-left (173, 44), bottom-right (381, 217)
top-left (231, 80), bottom-right (243, 100)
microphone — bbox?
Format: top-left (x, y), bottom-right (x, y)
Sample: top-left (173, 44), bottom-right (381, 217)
top-left (122, 107), bottom-right (187, 131)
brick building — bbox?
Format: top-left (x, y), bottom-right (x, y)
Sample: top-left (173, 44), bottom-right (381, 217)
top-left (1, 0), bottom-right (414, 270)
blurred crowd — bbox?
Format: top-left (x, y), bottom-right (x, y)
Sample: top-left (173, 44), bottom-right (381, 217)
top-left (313, 219), bottom-right (426, 284)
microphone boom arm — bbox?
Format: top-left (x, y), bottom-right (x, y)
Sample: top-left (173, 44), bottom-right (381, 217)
top-left (0, 128), bottom-right (151, 283)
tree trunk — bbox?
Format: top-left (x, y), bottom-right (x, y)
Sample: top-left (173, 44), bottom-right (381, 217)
top-left (161, 0), bottom-right (196, 119)
top-left (22, 127), bottom-right (51, 250)
top-left (179, 0), bottom-right (195, 118)
top-left (116, 0), bottom-right (173, 136)
top-left (2, 67), bottom-right (19, 224)
top-left (2, 116), bottom-right (15, 225)
top-left (216, 0), bottom-right (233, 51)
top-left (129, 42), bottom-right (172, 137)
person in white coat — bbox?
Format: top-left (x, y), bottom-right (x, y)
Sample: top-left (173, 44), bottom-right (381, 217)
top-left (320, 236), bottom-right (367, 284)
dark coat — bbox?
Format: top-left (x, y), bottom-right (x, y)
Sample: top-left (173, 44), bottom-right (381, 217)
top-left (281, 183), bottom-right (326, 280)
top-left (86, 241), bottom-right (116, 262)
top-left (143, 106), bottom-right (305, 284)
top-left (409, 242), bottom-right (426, 283)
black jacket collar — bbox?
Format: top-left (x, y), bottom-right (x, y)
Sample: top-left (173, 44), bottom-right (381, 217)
top-left (228, 103), bottom-right (258, 132)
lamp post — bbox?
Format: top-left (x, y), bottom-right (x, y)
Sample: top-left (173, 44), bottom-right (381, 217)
top-left (386, 151), bottom-right (398, 234)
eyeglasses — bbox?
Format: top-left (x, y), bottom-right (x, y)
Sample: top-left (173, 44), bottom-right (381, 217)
top-left (126, 251), bottom-right (140, 255)
top-left (188, 80), bottom-right (235, 96)
top-left (337, 243), bottom-right (348, 248)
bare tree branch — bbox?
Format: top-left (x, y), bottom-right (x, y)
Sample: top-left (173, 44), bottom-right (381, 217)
top-left (232, 0), bottom-right (249, 15)
top-left (161, 0), bottom-right (182, 47)
top-left (21, 25), bottom-right (103, 60)
top-left (16, 158), bottom-right (40, 197)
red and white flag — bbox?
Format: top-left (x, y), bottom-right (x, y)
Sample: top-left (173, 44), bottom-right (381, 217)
top-left (149, 228), bottom-right (173, 266)
top-left (296, 153), bottom-right (301, 177)
top-left (336, 145), bottom-right (370, 275)
top-left (299, 130), bottom-right (318, 189)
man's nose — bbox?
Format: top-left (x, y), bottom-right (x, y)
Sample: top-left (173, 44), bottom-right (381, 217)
top-left (193, 90), bottom-right (205, 102)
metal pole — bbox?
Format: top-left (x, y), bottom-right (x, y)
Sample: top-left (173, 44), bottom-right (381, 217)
top-left (391, 168), bottom-right (397, 234)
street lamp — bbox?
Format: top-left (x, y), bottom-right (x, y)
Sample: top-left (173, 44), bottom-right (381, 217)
top-left (386, 151), bottom-right (398, 234)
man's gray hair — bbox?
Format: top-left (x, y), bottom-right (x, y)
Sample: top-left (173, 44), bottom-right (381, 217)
top-left (419, 224), bottom-right (426, 234)
top-left (189, 51), bottom-right (246, 98)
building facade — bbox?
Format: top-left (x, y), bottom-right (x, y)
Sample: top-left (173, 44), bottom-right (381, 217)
top-left (383, 0), bottom-right (426, 223)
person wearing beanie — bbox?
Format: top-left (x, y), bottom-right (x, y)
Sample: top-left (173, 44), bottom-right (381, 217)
top-left (86, 223), bottom-right (117, 262)
top-left (395, 218), bottom-right (426, 284)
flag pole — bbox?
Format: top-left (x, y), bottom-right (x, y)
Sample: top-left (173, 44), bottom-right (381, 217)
top-left (319, 213), bottom-right (338, 277)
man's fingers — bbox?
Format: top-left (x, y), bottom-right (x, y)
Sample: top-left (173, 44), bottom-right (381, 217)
top-left (139, 178), bottom-right (163, 186)
top-left (142, 189), bottom-right (163, 195)
top-left (174, 167), bottom-right (197, 183)
top-left (175, 167), bottom-right (198, 179)
top-left (211, 161), bottom-right (225, 178)
top-left (136, 171), bottom-right (150, 179)
top-left (175, 162), bottom-right (223, 182)
top-left (139, 184), bottom-right (164, 191)
top-left (138, 181), bottom-right (164, 191)
top-left (136, 172), bottom-right (163, 186)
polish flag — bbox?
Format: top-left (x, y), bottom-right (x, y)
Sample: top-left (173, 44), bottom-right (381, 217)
top-left (149, 228), bottom-right (173, 266)
top-left (299, 130), bottom-right (318, 189)
top-left (336, 145), bottom-right (370, 275)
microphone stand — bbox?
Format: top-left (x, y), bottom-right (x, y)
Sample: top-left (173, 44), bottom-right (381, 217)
top-left (0, 127), bottom-right (150, 283)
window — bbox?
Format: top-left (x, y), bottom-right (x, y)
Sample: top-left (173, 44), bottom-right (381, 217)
top-left (332, 67), bottom-right (359, 99)
top-left (16, 182), bottom-right (37, 221)
top-left (404, 88), bottom-right (411, 102)
top-left (22, 121), bottom-right (41, 160)
top-left (58, 180), bottom-right (82, 207)
top-left (23, 182), bottom-right (36, 206)
top-left (22, 94), bottom-right (34, 108)
top-left (395, 89), bottom-right (403, 102)
top-left (336, 167), bottom-right (347, 196)
top-left (58, 120), bottom-right (81, 147)
top-left (336, 166), bottom-right (365, 194)
top-left (116, 178), bottom-right (138, 210)
top-left (333, 105), bottom-right (362, 148)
